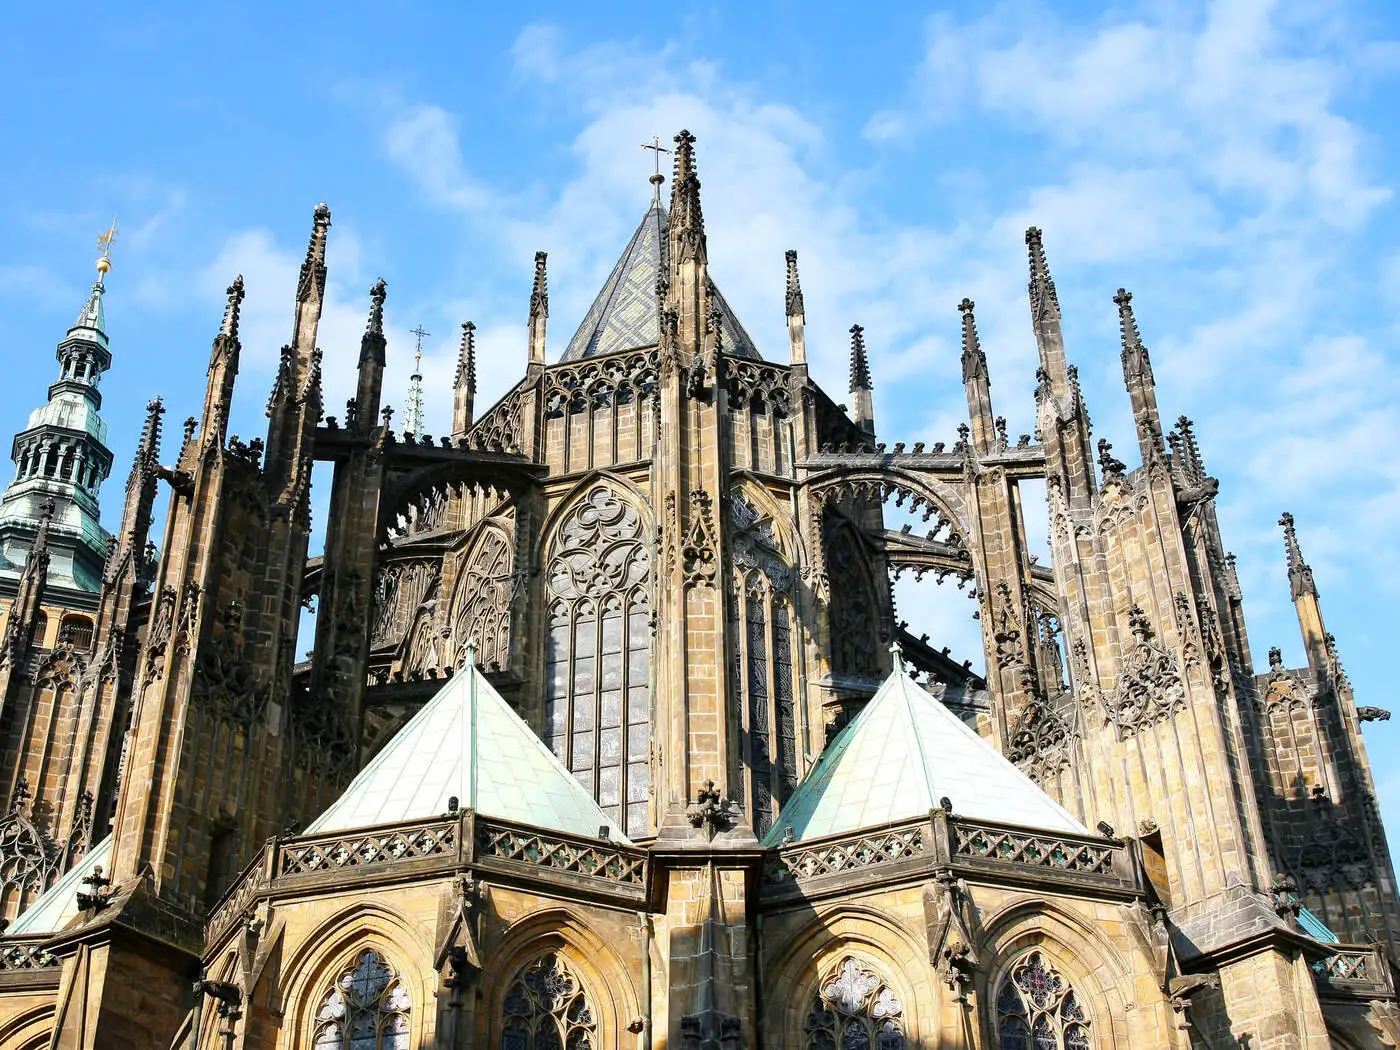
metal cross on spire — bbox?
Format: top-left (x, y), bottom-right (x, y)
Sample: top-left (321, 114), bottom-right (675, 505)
top-left (402, 323), bottom-right (430, 439)
top-left (642, 136), bottom-right (671, 200)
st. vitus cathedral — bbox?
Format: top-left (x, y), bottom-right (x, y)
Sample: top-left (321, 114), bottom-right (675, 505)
top-left (0, 132), bottom-right (1396, 1049)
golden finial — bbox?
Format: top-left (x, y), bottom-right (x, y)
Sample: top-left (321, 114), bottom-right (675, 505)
top-left (95, 217), bottom-right (118, 282)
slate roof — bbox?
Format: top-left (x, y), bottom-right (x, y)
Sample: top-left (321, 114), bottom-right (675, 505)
top-left (308, 662), bottom-right (630, 843)
top-left (763, 659), bottom-right (1086, 845)
top-left (560, 201), bottom-right (761, 362)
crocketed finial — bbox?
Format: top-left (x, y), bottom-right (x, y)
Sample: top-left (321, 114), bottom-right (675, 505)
top-left (958, 297), bottom-right (986, 384)
top-left (297, 202), bottom-right (332, 304)
top-left (220, 275), bottom-right (246, 340)
top-left (1025, 227), bottom-right (1059, 316)
top-left (784, 249), bottom-right (804, 318)
top-left (848, 324), bottom-right (871, 392)
top-left (1114, 288), bottom-right (1152, 377)
top-left (530, 251), bottom-right (549, 321)
top-left (455, 321), bottom-right (477, 393)
top-left (1279, 512), bottom-right (1318, 600)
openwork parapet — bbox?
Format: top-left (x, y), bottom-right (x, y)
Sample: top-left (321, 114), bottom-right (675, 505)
top-left (761, 814), bottom-right (1137, 902)
top-left (278, 819), bottom-right (459, 876)
top-left (0, 935), bottom-right (59, 971)
top-left (1313, 945), bottom-right (1394, 999)
top-left (475, 817), bottom-right (646, 888)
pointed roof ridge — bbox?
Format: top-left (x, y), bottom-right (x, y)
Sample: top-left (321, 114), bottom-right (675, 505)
top-left (68, 279), bottom-right (109, 346)
top-left (307, 662), bottom-right (630, 843)
top-left (763, 665), bottom-right (1085, 845)
top-left (561, 199), bottom-right (760, 362)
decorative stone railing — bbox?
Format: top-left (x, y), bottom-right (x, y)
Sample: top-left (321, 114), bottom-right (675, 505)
top-left (0, 935), bottom-right (59, 972)
top-left (205, 811), bottom-right (648, 948)
top-left (762, 812), bottom-right (1138, 901)
top-left (1313, 945), bottom-right (1394, 998)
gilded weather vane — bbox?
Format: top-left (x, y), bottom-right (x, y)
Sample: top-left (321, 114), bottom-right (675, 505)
top-left (96, 217), bottom-right (119, 282)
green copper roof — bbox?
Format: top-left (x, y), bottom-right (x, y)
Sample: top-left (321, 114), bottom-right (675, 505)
top-left (69, 280), bottom-right (108, 346)
top-left (8, 835), bottom-right (112, 936)
top-left (1298, 906), bottom-right (1339, 944)
top-left (560, 200), bottom-right (761, 362)
top-left (308, 662), bottom-right (630, 843)
top-left (764, 660), bottom-right (1086, 845)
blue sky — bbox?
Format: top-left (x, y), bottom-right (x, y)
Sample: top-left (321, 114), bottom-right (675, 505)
top-left (3, 2), bottom-right (1399, 838)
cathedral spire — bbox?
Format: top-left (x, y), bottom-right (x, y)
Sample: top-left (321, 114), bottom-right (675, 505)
top-left (1114, 288), bottom-right (1163, 464)
top-left (785, 250), bottom-right (806, 366)
top-left (1279, 512), bottom-right (1317, 601)
top-left (403, 324), bottom-right (428, 440)
top-left (453, 321), bottom-right (477, 439)
top-left (114, 398), bottom-right (164, 557)
top-left (848, 324), bottom-right (875, 435)
top-left (959, 297), bottom-right (996, 454)
top-left (668, 129), bottom-right (706, 264)
top-left (528, 251), bottom-right (548, 369)
top-left (201, 277), bottom-right (244, 449)
top-left (1025, 227), bottom-right (1069, 400)
top-left (354, 279), bottom-right (388, 427)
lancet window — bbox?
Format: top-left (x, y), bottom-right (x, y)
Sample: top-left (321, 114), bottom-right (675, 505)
top-left (729, 494), bottom-right (798, 836)
top-left (544, 484), bottom-right (651, 838)
top-left (310, 949), bottom-right (410, 1050)
top-left (803, 957), bottom-right (907, 1050)
top-left (994, 951), bottom-right (1091, 1050)
top-left (501, 952), bottom-right (597, 1050)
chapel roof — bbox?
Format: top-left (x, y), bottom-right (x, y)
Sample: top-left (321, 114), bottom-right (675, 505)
top-left (560, 200), bottom-right (761, 362)
top-left (763, 657), bottom-right (1087, 845)
top-left (307, 660), bottom-right (630, 843)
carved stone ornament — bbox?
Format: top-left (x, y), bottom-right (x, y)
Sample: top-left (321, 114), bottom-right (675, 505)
top-left (686, 779), bottom-right (733, 839)
top-left (1108, 606), bottom-right (1186, 738)
top-left (1269, 872), bottom-right (1301, 919)
top-left (730, 494), bottom-right (791, 592)
top-left (193, 616), bottom-right (264, 728)
top-left (1006, 699), bottom-right (1072, 784)
top-left (682, 489), bottom-right (718, 587)
top-left (0, 779), bottom-right (62, 897)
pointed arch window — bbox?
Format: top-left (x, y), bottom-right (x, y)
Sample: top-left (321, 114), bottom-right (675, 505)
top-left (310, 949), bottom-right (411, 1050)
top-left (544, 485), bottom-right (651, 837)
top-left (804, 957), bottom-right (907, 1050)
top-left (501, 951), bottom-right (597, 1050)
top-left (995, 950), bottom-right (1092, 1050)
top-left (730, 495), bottom-right (799, 836)
top-left (450, 525), bottom-right (514, 672)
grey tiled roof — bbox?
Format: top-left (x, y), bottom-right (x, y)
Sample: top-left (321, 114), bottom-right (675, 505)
top-left (561, 201), bottom-right (761, 362)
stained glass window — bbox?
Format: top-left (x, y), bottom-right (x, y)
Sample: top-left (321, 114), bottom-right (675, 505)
top-left (544, 485), bottom-right (652, 838)
top-left (501, 952), bottom-right (597, 1050)
top-left (310, 949), bottom-right (410, 1050)
top-left (995, 951), bottom-right (1091, 1050)
top-left (804, 957), bottom-right (907, 1050)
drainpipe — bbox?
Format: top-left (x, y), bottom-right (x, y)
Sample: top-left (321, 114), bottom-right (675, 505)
top-left (188, 977), bottom-right (205, 1050)
top-left (638, 910), bottom-right (653, 1049)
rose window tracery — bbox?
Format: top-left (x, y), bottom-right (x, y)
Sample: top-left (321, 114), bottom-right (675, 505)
top-left (311, 949), bottom-right (410, 1050)
top-left (804, 957), bottom-right (907, 1050)
top-left (501, 952), bottom-right (597, 1050)
top-left (995, 951), bottom-right (1091, 1050)
top-left (544, 485), bottom-right (651, 837)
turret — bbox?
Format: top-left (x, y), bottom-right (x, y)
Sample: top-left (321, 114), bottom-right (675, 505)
top-left (528, 251), bottom-right (548, 370)
top-left (785, 250), bottom-right (806, 367)
top-left (958, 298), bottom-right (995, 454)
top-left (1114, 288), bottom-right (1164, 465)
top-left (848, 324), bottom-right (874, 435)
top-left (453, 320), bottom-right (477, 438)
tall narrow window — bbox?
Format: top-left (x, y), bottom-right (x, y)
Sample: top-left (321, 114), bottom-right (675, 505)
top-left (804, 957), bottom-right (907, 1050)
top-left (311, 949), bottom-right (410, 1050)
top-left (544, 485), bottom-right (651, 837)
top-left (501, 952), bottom-right (597, 1050)
top-left (995, 951), bottom-right (1091, 1050)
top-left (731, 495), bottom-right (798, 836)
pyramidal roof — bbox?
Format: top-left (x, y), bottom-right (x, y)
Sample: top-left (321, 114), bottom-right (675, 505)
top-left (68, 279), bottom-right (109, 346)
top-left (764, 658), bottom-right (1086, 845)
top-left (8, 835), bottom-right (112, 936)
top-left (560, 200), bottom-right (761, 362)
top-left (309, 661), bottom-right (630, 843)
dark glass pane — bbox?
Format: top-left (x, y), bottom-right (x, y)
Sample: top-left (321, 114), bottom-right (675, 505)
top-left (997, 1017), bottom-right (1029, 1050)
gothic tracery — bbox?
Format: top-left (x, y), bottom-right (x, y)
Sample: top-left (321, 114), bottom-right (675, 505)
top-left (804, 957), bottom-right (907, 1050)
top-left (544, 484), bottom-right (652, 837)
top-left (501, 951), bottom-right (597, 1050)
top-left (994, 951), bottom-right (1091, 1050)
top-left (310, 949), bottom-right (411, 1050)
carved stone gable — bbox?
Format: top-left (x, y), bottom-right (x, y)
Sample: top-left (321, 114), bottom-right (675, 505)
top-left (1108, 606), bottom-right (1186, 738)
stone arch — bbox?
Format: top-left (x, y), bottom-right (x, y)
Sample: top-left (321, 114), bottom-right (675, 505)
top-left (805, 466), bottom-right (972, 549)
top-left (0, 1004), bottom-right (54, 1050)
top-left (478, 907), bottom-right (640, 1048)
top-left (276, 901), bottom-right (435, 1050)
top-left (730, 473), bottom-right (803, 564)
top-left (976, 897), bottom-right (1151, 1049)
top-left (766, 905), bottom-right (938, 1045)
top-left (535, 469), bottom-right (653, 557)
